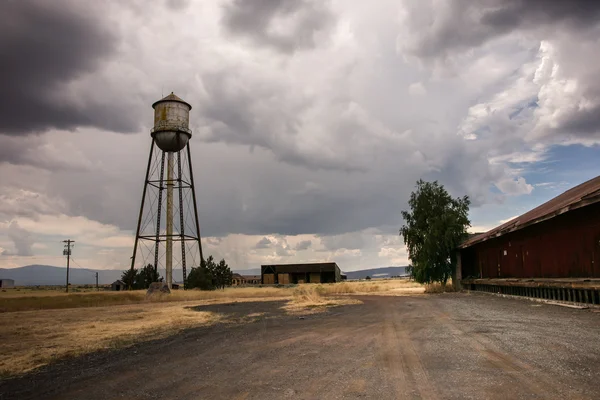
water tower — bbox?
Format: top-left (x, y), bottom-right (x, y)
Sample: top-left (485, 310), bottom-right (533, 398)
top-left (130, 93), bottom-right (204, 288)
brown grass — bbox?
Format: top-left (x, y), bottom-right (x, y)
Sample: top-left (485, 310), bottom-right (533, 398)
top-left (424, 282), bottom-right (456, 293)
top-left (316, 279), bottom-right (423, 295)
top-left (282, 285), bottom-right (362, 314)
top-left (0, 297), bottom-right (297, 378)
top-left (0, 280), bottom-right (426, 377)
top-left (0, 286), bottom-right (294, 313)
top-left (0, 280), bottom-right (424, 313)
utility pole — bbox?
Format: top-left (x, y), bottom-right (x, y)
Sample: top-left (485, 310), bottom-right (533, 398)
top-left (63, 240), bottom-right (74, 293)
top-left (95, 272), bottom-right (99, 291)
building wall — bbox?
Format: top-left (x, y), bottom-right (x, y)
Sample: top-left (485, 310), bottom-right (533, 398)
top-left (461, 202), bottom-right (600, 279)
top-left (0, 279), bottom-right (15, 288)
top-left (232, 275), bottom-right (261, 285)
top-left (261, 263), bottom-right (342, 284)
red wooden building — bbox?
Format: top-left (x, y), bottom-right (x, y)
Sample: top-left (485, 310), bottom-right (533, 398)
top-left (459, 176), bottom-right (600, 279)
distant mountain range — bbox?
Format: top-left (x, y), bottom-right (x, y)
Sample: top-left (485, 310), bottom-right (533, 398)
top-left (343, 266), bottom-right (409, 280)
top-left (0, 264), bottom-right (409, 286)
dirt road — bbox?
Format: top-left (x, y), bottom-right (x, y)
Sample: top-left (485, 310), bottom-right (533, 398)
top-left (1, 293), bottom-right (599, 399)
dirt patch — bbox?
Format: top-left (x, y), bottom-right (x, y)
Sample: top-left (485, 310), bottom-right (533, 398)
top-left (0, 298), bottom-right (292, 377)
top-left (1, 293), bottom-right (599, 399)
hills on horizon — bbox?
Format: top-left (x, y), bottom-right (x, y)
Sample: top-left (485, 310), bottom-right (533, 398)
top-left (0, 264), bottom-right (409, 286)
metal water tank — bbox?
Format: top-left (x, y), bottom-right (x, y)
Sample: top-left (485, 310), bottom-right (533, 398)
top-left (151, 92), bottom-right (192, 152)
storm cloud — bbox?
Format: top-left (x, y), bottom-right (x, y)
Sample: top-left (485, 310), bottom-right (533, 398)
top-left (0, 0), bottom-right (124, 135)
top-left (400, 0), bottom-right (600, 58)
top-left (1, 0), bottom-right (599, 271)
top-left (221, 0), bottom-right (334, 53)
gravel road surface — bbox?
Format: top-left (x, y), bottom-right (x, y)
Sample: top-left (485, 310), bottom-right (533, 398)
top-left (1, 293), bottom-right (599, 399)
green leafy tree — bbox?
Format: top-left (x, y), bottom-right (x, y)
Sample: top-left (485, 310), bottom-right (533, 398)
top-left (186, 258), bottom-right (215, 290)
top-left (136, 264), bottom-right (162, 289)
top-left (186, 256), bottom-right (233, 290)
top-left (214, 259), bottom-right (233, 290)
top-left (400, 180), bottom-right (470, 285)
top-left (121, 268), bottom-right (137, 290)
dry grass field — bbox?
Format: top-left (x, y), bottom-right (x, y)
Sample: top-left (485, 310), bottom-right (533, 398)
top-left (0, 279), bottom-right (422, 377)
top-left (0, 286), bottom-right (292, 312)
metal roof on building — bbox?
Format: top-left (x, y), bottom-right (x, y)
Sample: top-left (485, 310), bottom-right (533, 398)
top-left (261, 262), bottom-right (339, 273)
top-left (460, 175), bottom-right (600, 248)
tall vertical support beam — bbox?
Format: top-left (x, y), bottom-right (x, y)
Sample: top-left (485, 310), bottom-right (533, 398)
top-left (165, 152), bottom-right (174, 288)
top-left (187, 143), bottom-right (204, 264)
top-left (177, 149), bottom-right (187, 288)
top-left (131, 140), bottom-right (155, 272)
top-left (453, 251), bottom-right (462, 291)
top-left (154, 151), bottom-right (166, 273)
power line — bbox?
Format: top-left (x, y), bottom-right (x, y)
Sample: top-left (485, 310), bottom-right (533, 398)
top-left (69, 257), bottom-right (84, 269)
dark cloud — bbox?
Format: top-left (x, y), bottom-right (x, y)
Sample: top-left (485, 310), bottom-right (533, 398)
top-left (480, 0), bottom-right (600, 30)
top-left (557, 105), bottom-right (600, 136)
top-left (221, 0), bottom-right (334, 53)
top-left (0, 0), bottom-right (123, 135)
top-left (402, 0), bottom-right (600, 58)
top-left (0, 134), bottom-right (93, 170)
top-left (294, 240), bottom-right (312, 251)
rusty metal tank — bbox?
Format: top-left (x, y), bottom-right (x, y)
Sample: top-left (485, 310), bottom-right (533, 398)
top-left (151, 92), bottom-right (192, 152)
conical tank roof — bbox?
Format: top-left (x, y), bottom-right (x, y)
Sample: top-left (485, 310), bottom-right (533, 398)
top-left (152, 92), bottom-right (192, 110)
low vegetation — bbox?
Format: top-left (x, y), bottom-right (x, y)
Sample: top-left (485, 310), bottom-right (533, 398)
top-left (0, 300), bottom-right (225, 377)
top-left (186, 255), bottom-right (232, 290)
top-left (424, 282), bottom-right (456, 293)
top-left (0, 279), bottom-right (422, 313)
top-left (283, 285), bottom-right (362, 314)
top-left (120, 263), bottom-right (161, 290)
top-left (122, 255), bottom-right (233, 290)
top-left (0, 279), bottom-right (424, 377)
top-left (0, 286), bottom-right (291, 313)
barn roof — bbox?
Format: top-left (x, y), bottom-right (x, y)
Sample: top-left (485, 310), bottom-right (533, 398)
top-left (460, 175), bottom-right (600, 249)
top-left (261, 262), bottom-right (339, 273)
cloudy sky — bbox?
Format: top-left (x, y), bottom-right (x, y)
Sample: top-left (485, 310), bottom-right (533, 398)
top-left (2, 0), bottom-right (600, 272)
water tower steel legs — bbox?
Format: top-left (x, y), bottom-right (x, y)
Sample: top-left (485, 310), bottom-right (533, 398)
top-left (153, 151), bottom-right (166, 273)
top-left (130, 139), bottom-right (203, 290)
top-left (130, 140), bottom-right (155, 274)
top-left (166, 152), bottom-right (174, 288)
top-left (187, 143), bottom-right (204, 266)
top-left (177, 150), bottom-right (187, 288)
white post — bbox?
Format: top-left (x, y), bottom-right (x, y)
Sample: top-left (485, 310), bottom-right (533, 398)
top-left (166, 151), bottom-right (174, 288)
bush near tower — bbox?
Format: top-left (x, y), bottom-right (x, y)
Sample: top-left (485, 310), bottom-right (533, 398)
top-left (121, 264), bottom-right (163, 290)
top-left (187, 255), bottom-right (233, 290)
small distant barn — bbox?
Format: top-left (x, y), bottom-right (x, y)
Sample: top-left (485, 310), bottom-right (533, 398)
top-left (111, 280), bottom-right (127, 291)
top-left (0, 279), bottom-right (15, 288)
top-left (261, 262), bottom-right (341, 284)
top-left (232, 274), bottom-right (261, 286)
